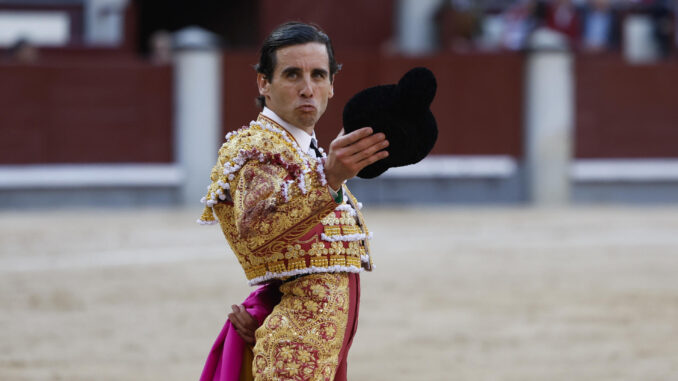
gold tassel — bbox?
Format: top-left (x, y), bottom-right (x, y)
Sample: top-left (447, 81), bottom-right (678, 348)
top-left (199, 207), bottom-right (216, 223)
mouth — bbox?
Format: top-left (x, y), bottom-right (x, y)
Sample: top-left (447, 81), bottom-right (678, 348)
top-left (297, 104), bottom-right (317, 113)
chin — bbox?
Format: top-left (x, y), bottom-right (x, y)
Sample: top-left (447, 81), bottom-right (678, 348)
top-left (296, 114), bottom-right (318, 128)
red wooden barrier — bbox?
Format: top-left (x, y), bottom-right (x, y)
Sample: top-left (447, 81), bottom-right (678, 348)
top-left (9, 52), bottom-right (678, 167)
top-left (258, 0), bottom-right (394, 50)
top-left (576, 56), bottom-right (678, 158)
top-left (221, 51), bottom-right (525, 158)
top-left (0, 62), bottom-right (173, 164)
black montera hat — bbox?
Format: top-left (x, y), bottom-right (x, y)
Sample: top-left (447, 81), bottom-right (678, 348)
top-left (342, 67), bottom-right (438, 179)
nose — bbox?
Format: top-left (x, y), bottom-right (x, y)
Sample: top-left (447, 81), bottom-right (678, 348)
top-left (299, 75), bottom-right (313, 98)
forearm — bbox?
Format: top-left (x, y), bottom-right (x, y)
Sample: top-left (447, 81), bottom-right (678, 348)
top-left (231, 161), bottom-right (338, 239)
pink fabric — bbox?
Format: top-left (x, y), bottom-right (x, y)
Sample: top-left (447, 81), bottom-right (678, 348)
top-left (200, 274), bottom-right (360, 381)
top-left (200, 283), bottom-right (281, 381)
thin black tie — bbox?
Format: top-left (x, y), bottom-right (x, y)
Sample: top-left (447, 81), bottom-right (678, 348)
top-left (310, 139), bottom-right (322, 158)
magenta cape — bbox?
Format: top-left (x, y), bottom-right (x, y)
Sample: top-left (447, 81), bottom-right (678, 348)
top-left (199, 283), bottom-right (281, 381)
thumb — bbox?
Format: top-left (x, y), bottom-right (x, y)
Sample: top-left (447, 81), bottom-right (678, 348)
top-left (336, 127), bottom-right (345, 138)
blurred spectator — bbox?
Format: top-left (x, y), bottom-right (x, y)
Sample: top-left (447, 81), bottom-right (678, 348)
top-left (581, 0), bottom-right (621, 52)
top-left (149, 30), bottom-right (173, 65)
top-left (501, 0), bottom-right (547, 50)
top-left (435, 0), bottom-right (483, 52)
top-left (545, 0), bottom-right (583, 47)
top-left (4, 38), bottom-right (39, 64)
top-left (648, 0), bottom-right (674, 58)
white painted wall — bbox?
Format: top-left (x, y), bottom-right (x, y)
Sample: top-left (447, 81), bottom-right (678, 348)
top-left (173, 27), bottom-right (222, 205)
top-left (397, 0), bottom-right (443, 55)
top-left (0, 11), bottom-right (70, 46)
top-left (525, 28), bottom-right (574, 205)
top-left (623, 14), bottom-right (660, 64)
top-left (85, 0), bottom-right (127, 45)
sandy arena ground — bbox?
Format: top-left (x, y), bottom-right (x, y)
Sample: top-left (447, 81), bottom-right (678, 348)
top-left (1, 206), bottom-right (678, 381)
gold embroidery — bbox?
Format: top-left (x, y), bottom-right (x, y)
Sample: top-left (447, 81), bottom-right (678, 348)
top-left (329, 255), bottom-right (347, 266)
top-left (253, 274), bottom-right (350, 380)
top-left (323, 226), bottom-right (341, 236)
top-left (298, 235), bottom-right (321, 245)
top-left (269, 261), bottom-right (286, 273)
top-left (347, 256), bottom-right (361, 268)
top-left (345, 188), bottom-right (373, 270)
top-left (321, 213), bottom-right (340, 226)
top-left (268, 252), bottom-right (284, 262)
top-left (341, 225), bottom-right (361, 235)
top-left (346, 241), bottom-right (360, 257)
top-left (246, 265), bottom-right (266, 280)
top-left (288, 258), bottom-right (306, 271)
top-left (340, 212), bottom-right (353, 225)
top-left (309, 242), bottom-right (327, 257)
top-left (328, 241), bottom-right (344, 255)
top-left (285, 244), bottom-right (304, 259)
top-left (311, 257), bottom-right (329, 267)
top-left (202, 116), bottom-right (372, 284)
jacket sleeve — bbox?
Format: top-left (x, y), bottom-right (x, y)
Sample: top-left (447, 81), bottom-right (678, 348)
top-left (230, 159), bottom-right (338, 241)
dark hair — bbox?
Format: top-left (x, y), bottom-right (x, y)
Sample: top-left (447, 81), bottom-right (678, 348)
top-left (255, 22), bottom-right (341, 109)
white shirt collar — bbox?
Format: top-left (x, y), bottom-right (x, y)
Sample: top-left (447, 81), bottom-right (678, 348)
top-left (261, 107), bottom-right (316, 154)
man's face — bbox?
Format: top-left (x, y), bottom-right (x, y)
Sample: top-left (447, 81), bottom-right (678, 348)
top-left (257, 42), bottom-right (334, 131)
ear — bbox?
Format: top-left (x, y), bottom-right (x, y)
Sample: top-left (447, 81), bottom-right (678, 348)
top-left (257, 73), bottom-right (270, 97)
top-left (328, 73), bottom-right (337, 99)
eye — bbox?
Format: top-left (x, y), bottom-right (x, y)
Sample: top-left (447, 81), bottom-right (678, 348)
top-left (313, 71), bottom-right (327, 79)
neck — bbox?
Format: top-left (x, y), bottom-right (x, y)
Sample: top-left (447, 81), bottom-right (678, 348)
top-left (299, 125), bottom-right (314, 136)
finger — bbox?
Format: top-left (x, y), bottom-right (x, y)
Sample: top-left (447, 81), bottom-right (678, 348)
top-left (229, 313), bottom-right (247, 333)
top-left (236, 305), bottom-right (252, 321)
top-left (239, 307), bottom-right (258, 327)
top-left (351, 138), bottom-right (389, 161)
top-left (240, 333), bottom-right (255, 346)
top-left (230, 304), bottom-right (242, 319)
top-left (356, 149), bottom-right (389, 169)
top-left (333, 127), bottom-right (373, 148)
top-left (335, 127), bottom-right (345, 138)
top-left (234, 321), bottom-right (255, 339)
top-left (229, 307), bottom-right (246, 328)
top-left (229, 313), bottom-right (242, 329)
top-left (234, 327), bottom-right (255, 345)
top-left (235, 305), bottom-right (258, 330)
top-left (343, 133), bottom-right (387, 158)
top-left (234, 326), bottom-right (253, 337)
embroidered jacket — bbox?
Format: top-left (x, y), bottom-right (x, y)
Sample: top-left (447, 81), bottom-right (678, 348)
top-left (198, 114), bottom-right (373, 285)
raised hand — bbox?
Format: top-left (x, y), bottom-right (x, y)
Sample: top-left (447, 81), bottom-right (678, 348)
top-left (324, 127), bottom-right (389, 190)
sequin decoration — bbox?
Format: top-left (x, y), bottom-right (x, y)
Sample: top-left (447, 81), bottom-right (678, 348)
top-left (253, 273), bottom-right (349, 381)
top-left (202, 114), bottom-right (374, 285)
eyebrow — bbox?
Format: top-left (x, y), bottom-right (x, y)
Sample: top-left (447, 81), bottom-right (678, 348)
top-left (281, 67), bottom-right (301, 76)
top-left (280, 67), bottom-right (329, 77)
top-left (312, 68), bottom-right (329, 77)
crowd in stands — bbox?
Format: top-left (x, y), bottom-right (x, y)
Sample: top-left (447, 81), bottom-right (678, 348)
top-left (435, 0), bottom-right (676, 57)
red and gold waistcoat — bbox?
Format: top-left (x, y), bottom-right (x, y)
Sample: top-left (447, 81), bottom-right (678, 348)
top-left (198, 114), bottom-right (373, 285)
